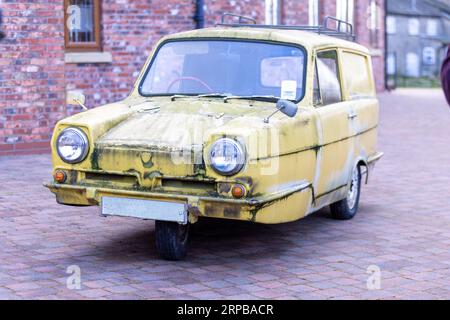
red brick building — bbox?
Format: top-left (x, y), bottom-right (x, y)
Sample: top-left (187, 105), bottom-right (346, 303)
top-left (0, 0), bottom-right (385, 155)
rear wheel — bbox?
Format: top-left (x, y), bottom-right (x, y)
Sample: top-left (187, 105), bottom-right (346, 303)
top-left (330, 166), bottom-right (361, 220)
top-left (155, 220), bottom-right (190, 260)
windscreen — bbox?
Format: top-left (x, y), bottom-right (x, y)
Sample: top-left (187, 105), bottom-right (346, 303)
top-left (139, 40), bottom-right (306, 101)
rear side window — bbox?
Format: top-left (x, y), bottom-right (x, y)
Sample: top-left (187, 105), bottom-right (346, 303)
top-left (315, 50), bottom-right (342, 106)
top-left (341, 52), bottom-right (375, 99)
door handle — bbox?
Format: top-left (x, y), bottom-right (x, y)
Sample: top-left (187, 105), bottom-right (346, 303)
top-left (348, 111), bottom-right (357, 119)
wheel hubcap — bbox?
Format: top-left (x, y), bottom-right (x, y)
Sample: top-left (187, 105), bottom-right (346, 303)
top-left (346, 167), bottom-right (359, 210)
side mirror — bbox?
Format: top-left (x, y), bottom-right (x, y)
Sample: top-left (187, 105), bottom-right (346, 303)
top-left (66, 91), bottom-right (88, 111)
top-left (276, 99), bottom-right (298, 117)
top-left (264, 99), bottom-right (298, 123)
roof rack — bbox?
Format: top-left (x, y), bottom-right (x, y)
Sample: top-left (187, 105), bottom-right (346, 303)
top-left (217, 13), bottom-right (355, 41)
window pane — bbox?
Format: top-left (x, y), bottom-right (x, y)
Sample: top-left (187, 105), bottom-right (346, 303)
top-left (427, 19), bottom-right (438, 36)
top-left (140, 40), bottom-right (306, 100)
top-left (387, 53), bottom-right (396, 75)
top-left (408, 18), bottom-right (419, 36)
top-left (341, 52), bottom-right (374, 98)
top-left (406, 52), bottom-right (420, 77)
top-left (386, 16), bottom-right (396, 34)
top-left (261, 56), bottom-right (303, 87)
top-left (336, 0), bottom-right (354, 31)
top-left (423, 47), bottom-right (436, 66)
top-left (313, 62), bottom-right (321, 105)
top-left (68, 0), bottom-right (95, 43)
top-left (316, 51), bottom-right (342, 105)
top-left (308, 0), bottom-right (319, 26)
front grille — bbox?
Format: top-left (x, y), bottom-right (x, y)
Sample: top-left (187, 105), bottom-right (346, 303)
top-left (83, 172), bottom-right (138, 186)
top-left (161, 179), bottom-right (216, 193)
top-left (79, 172), bottom-right (216, 195)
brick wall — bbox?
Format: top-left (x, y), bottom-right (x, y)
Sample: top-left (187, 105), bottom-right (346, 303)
top-left (320, 0), bottom-right (386, 91)
top-left (67, 0), bottom-right (267, 110)
top-left (64, 0), bottom-right (386, 105)
top-left (66, 1), bottom-right (196, 109)
top-left (354, 0), bottom-right (385, 92)
top-left (282, 0), bottom-right (309, 25)
top-left (0, 0), bottom-right (385, 156)
top-left (0, 0), bottom-right (66, 155)
top-left (204, 0), bottom-right (265, 25)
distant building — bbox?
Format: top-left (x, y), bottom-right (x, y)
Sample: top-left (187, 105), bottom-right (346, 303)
top-left (386, 0), bottom-right (450, 84)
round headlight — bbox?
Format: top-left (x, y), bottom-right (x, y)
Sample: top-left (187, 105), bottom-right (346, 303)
top-left (209, 138), bottom-right (245, 176)
top-left (56, 127), bottom-right (89, 164)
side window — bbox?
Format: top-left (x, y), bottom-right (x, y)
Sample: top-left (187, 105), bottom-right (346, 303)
top-left (341, 51), bottom-right (375, 99)
top-left (313, 62), bottom-right (321, 105)
top-left (315, 50), bottom-right (342, 106)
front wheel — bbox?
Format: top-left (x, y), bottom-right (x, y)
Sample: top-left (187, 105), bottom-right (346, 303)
top-left (155, 221), bottom-right (190, 260)
top-left (330, 166), bottom-right (361, 220)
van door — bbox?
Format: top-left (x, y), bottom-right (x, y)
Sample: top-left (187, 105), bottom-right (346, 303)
top-left (340, 51), bottom-right (379, 142)
top-left (312, 49), bottom-right (353, 210)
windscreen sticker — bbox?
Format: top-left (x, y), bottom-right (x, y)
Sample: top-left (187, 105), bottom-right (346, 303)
top-left (280, 80), bottom-right (297, 100)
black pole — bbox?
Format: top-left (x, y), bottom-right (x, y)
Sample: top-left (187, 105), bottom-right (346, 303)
top-left (194, 0), bottom-right (205, 29)
top-left (0, 9), bottom-right (5, 40)
top-left (384, 0), bottom-right (388, 90)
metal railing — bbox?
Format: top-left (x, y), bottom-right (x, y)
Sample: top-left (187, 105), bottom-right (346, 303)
top-left (217, 13), bottom-right (355, 41)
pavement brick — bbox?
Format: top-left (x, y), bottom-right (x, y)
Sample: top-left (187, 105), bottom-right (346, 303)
top-left (1, 89), bottom-right (450, 299)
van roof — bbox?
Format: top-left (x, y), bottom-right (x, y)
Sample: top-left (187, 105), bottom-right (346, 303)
top-left (162, 27), bottom-right (370, 54)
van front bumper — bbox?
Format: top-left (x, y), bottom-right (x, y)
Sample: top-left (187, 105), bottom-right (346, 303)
top-left (44, 180), bottom-right (312, 224)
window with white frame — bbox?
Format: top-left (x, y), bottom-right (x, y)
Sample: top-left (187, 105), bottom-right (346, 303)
top-left (427, 19), bottom-right (438, 36)
top-left (386, 16), bottom-right (396, 34)
top-left (387, 53), bottom-right (396, 75)
top-left (408, 18), bottom-right (420, 35)
top-left (423, 47), bottom-right (436, 65)
top-left (309, 0), bottom-right (319, 26)
top-left (406, 52), bottom-right (420, 77)
top-left (64, 0), bottom-right (101, 52)
top-left (368, 0), bottom-right (380, 47)
top-left (265, 0), bottom-right (280, 25)
top-left (336, 0), bottom-right (354, 31)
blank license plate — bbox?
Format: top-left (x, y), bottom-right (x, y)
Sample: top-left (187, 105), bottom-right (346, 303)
top-left (101, 196), bottom-right (187, 224)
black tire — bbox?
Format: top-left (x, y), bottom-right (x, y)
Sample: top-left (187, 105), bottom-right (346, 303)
top-left (330, 166), bottom-right (361, 220)
top-left (155, 220), bottom-right (190, 260)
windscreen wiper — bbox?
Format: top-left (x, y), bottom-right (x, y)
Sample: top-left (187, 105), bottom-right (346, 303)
top-left (170, 94), bottom-right (196, 101)
top-left (223, 95), bottom-right (280, 103)
top-left (197, 93), bottom-right (230, 98)
top-left (172, 93), bottom-right (229, 100)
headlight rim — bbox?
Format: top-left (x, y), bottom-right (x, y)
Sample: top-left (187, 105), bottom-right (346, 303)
top-left (56, 127), bottom-right (89, 164)
top-left (209, 137), bottom-right (246, 176)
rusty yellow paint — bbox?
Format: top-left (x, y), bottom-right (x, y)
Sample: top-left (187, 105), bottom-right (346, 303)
top-left (46, 27), bottom-right (382, 224)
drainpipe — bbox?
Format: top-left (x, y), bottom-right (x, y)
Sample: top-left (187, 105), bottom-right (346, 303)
top-left (0, 9), bottom-right (5, 40)
top-left (194, 0), bottom-right (205, 29)
top-left (384, 0), bottom-right (388, 90)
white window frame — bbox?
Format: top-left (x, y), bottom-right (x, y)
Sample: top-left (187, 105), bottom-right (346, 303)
top-left (426, 19), bottom-right (438, 36)
top-left (422, 47), bottom-right (436, 66)
top-left (387, 53), bottom-right (396, 75)
top-left (309, 0), bottom-right (319, 26)
top-left (408, 18), bottom-right (420, 36)
top-left (265, 0), bottom-right (280, 25)
top-left (336, 0), bottom-right (354, 29)
top-left (406, 52), bottom-right (420, 77)
top-left (386, 16), bottom-right (396, 34)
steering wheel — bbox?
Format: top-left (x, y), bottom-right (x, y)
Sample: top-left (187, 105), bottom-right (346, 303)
top-left (166, 76), bottom-right (213, 93)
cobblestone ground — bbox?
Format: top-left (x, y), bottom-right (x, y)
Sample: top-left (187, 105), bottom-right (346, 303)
top-left (1, 89), bottom-right (450, 300)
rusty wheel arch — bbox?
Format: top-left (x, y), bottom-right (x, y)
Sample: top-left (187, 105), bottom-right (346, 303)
top-left (356, 159), bottom-right (369, 184)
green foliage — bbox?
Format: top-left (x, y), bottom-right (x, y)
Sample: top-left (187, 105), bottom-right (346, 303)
top-left (396, 76), bottom-right (442, 88)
